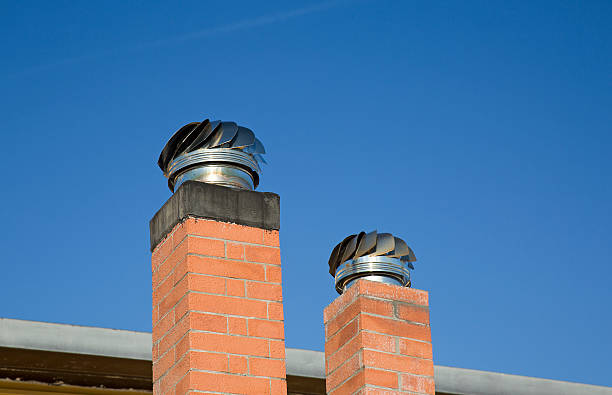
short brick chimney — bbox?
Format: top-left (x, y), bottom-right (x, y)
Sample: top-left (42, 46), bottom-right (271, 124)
top-left (324, 280), bottom-right (434, 394)
top-left (150, 181), bottom-right (286, 394)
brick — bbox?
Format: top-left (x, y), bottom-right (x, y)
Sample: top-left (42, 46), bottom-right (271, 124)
top-left (187, 274), bottom-right (226, 295)
top-left (396, 303), bottom-right (429, 325)
top-left (188, 219), bottom-right (264, 245)
top-left (160, 353), bottom-right (190, 393)
top-left (363, 368), bottom-right (398, 389)
top-left (226, 278), bottom-right (245, 297)
top-left (401, 374), bottom-right (435, 394)
top-left (153, 309), bottom-right (174, 343)
top-left (228, 317), bottom-right (247, 335)
top-left (174, 295), bottom-right (189, 321)
top-left (188, 236), bottom-right (225, 258)
top-left (153, 271), bottom-right (175, 307)
top-left (328, 368), bottom-right (365, 395)
top-left (226, 242), bottom-right (245, 260)
top-left (323, 284), bottom-right (360, 322)
top-left (189, 371), bottom-right (271, 394)
top-left (153, 237), bottom-right (188, 282)
top-left (360, 297), bottom-right (395, 317)
top-left (170, 259), bottom-right (189, 291)
top-left (190, 312), bottom-right (227, 333)
top-left (244, 245), bottom-right (281, 265)
top-left (174, 372), bottom-right (190, 395)
top-left (246, 282), bottom-right (282, 301)
top-left (356, 280), bottom-right (429, 306)
top-left (249, 357), bottom-right (286, 378)
top-left (229, 355), bottom-right (248, 374)
top-left (326, 332), bottom-right (363, 374)
top-left (158, 316), bottom-right (190, 356)
top-left (152, 304), bottom-right (159, 328)
top-left (268, 302), bottom-right (284, 321)
top-left (175, 334), bottom-right (190, 361)
top-left (153, 347), bottom-right (174, 381)
top-left (270, 378), bottom-right (288, 395)
top-left (324, 295), bottom-right (356, 333)
top-left (152, 343), bottom-right (159, 362)
top-left (153, 267), bottom-right (188, 310)
top-left (248, 319), bottom-right (284, 339)
top-left (171, 221), bottom-right (188, 250)
top-left (327, 352), bottom-right (361, 390)
top-left (326, 317), bottom-right (359, 356)
top-left (357, 389), bottom-right (408, 395)
top-left (399, 338), bottom-right (433, 360)
top-left (361, 331), bottom-right (396, 353)
top-left (362, 349), bottom-right (434, 376)
top-left (189, 350), bottom-right (228, 372)
top-left (360, 314), bottom-right (431, 342)
top-left (189, 293), bottom-right (268, 318)
top-left (263, 230), bottom-right (280, 247)
top-left (265, 265), bottom-right (282, 283)
top-left (190, 332), bottom-right (269, 357)
top-left (159, 276), bottom-right (189, 314)
top-left (269, 339), bottom-right (286, 359)
top-left (152, 237), bottom-right (173, 272)
top-left (188, 255), bottom-right (265, 281)
top-left (325, 297), bottom-right (393, 339)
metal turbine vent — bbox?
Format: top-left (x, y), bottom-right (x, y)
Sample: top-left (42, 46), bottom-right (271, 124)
top-left (158, 118), bottom-right (266, 192)
top-left (328, 231), bottom-right (417, 294)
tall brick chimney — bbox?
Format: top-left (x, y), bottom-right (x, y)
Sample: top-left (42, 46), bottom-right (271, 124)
top-left (150, 181), bottom-right (287, 394)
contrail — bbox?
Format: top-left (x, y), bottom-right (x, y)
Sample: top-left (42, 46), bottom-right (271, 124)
top-left (8, 0), bottom-right (351, 78)
top-left (144, 0), bottom-right (345, 47)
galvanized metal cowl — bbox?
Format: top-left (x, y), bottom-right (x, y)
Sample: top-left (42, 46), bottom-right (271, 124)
top-left (158, 119), bottom-right (266, 192)
top-left (328, 231), bottom-right (417, 294)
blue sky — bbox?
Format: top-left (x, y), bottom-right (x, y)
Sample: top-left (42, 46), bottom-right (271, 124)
top-left (1, 0), bottom-right (611, 387)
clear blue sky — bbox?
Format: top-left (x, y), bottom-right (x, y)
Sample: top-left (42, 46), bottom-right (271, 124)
top-left (1, 0), bottom-right (611, 387)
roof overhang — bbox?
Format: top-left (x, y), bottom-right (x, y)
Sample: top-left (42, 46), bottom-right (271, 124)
top-left (1, 318), bottom-right (610, 395)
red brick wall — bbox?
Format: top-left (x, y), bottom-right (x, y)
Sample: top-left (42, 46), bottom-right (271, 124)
top-left (151, 217), bottom-right (287, 395)
top-left (324, 280), bottom-right (434, 394)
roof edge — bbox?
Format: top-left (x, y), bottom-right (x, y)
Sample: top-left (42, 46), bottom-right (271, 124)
top-left (1, 318), bottom-right (610, 394)
top-left (0, 318), bottom-right (151, 361)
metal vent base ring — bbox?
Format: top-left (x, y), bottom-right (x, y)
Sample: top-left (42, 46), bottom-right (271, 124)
top-left (173, 164), bottom-right (256, 191)
top-left (166, 148), bottom-right (260, 191)
top-left (334, 256), bottom-right (411, 294)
